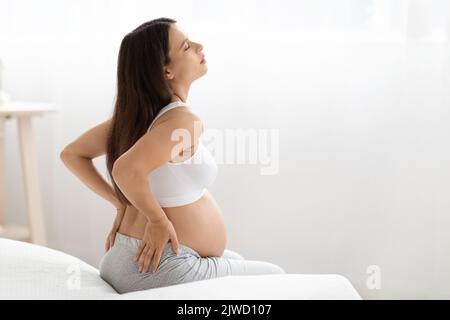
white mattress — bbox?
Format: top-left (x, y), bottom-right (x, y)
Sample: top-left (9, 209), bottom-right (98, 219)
top-left (0, 238), bottom-right (362, 300)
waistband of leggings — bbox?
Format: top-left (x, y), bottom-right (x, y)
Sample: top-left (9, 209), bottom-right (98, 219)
top-left (114, 232), bottom-right (200, 256)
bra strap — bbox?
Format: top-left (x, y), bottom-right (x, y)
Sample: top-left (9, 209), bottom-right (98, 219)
top-left (147, 101), bottom-right (190, 131)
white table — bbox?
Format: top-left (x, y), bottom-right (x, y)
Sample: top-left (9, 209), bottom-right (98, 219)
top-left (0, 101), bottom-right (59, 245)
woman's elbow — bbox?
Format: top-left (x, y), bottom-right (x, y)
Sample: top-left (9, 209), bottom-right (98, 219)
top-left (112, 160), bottom-right (126, 181)
top-left (112, 160), bottom-right (139, 182)
top-left (60, 146), bottom-right (75, 163)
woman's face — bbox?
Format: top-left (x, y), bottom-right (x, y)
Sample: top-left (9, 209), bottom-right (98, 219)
top-left (164, 23), bottom-right (207, 84)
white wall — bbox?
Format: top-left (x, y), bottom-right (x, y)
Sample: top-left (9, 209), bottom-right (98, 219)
top-left (1, 0), bottom-right (449, 299)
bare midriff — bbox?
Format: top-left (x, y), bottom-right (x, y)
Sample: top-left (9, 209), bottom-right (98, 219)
top-left (117, 189), bottom-right (227, 257)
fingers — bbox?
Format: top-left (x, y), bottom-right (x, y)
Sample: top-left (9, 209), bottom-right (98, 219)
top-left (142, 247), bottom-right (156, 273)
top-left (110, 232), bottom-right (116, 247)
top-left (137, 246), bottom-right (164, 273)
top-left (152, 250), bottom-right (162, 273)
top-left (138, 244), bottom-right (150, 272)
top-left (108, 237), bottom-right (113, 251)
top-left (170, 232), bottom-right (180, 255)
top-left (134, 242), bottom-right (146, 262)
top-left (104, 235), bottom-right (112, 253)
top-left (105, 229), bottom-right (118, 254)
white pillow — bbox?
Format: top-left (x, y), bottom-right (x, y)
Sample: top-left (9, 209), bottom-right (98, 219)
top-left (0, 238), bottom-right (117, 299)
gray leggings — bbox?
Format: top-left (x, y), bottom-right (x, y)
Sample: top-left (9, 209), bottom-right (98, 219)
top-left (99, 232), bottom-right (285, 294)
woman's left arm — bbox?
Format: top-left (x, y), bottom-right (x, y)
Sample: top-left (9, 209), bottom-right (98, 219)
top-left (59, 118), bottom-right (121, 208)
top-left (60, 153), bottom-right (121, 208)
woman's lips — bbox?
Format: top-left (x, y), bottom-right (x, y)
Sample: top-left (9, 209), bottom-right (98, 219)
top-left (200, 55), bottom-right (206, 64)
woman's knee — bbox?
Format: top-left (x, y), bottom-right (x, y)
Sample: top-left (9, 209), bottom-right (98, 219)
top-left (222, 249), bottom-right (245, 260)
top-left (266, 262), bottom-right (286, 274)
top-left (243, 260), bottom-right (286, 275)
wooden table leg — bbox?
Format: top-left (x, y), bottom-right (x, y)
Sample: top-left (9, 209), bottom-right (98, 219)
top-left (17, 116), bottom-right (47, 245)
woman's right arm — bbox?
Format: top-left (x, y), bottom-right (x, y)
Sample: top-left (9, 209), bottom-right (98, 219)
top-left (112, 111), bottom-right (201, 272)
top-left (111, 166), bottom-right (166, 222)
top-left (111, 111), bottom-right (201, 223)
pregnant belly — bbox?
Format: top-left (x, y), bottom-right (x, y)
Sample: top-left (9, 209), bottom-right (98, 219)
top-left (117, 189), bottom-right (227, 257)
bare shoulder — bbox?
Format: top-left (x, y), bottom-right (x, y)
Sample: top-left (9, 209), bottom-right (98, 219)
top-left (113, 107), bottom-right (204, 175)
top-left (149, 107), bottom-right (203, 138)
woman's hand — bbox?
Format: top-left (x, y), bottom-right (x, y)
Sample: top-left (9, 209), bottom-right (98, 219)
top-left (104, 204), bottom-right (127, 253)
top-left (133, 218), bottom-right (180, 273)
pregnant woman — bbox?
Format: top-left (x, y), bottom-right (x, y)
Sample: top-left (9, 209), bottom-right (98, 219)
top-left (60, 17), bottom-right (285, 294)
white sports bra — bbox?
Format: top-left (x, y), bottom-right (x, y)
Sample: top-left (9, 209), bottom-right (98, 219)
top-left (146, 100), bottom-right (218, 208)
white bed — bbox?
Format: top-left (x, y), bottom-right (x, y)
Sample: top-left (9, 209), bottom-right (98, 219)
top-left (0, 238), bottom-right (362, 300)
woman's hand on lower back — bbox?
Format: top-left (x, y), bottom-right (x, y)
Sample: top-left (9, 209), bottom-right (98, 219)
top-left (133, 218), bottom-right (180, 273)
top-left (104, 205), bottom-right (126, 253)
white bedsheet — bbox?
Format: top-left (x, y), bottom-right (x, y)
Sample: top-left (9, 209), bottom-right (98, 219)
top-left (0, 238), bottom-right (361, 300)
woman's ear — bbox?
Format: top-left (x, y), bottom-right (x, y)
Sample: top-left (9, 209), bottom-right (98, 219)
top-left (164, 67), bottom-right (174, 80)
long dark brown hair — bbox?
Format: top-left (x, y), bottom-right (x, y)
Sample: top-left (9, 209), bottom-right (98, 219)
top-left (106, 17), bottom-right (177, 206)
